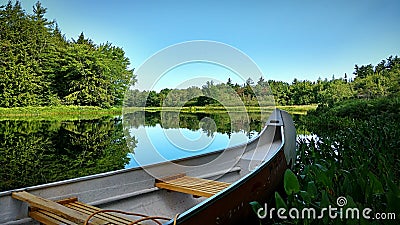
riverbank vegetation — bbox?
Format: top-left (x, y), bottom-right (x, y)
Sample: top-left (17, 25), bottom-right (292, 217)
top-left (291, 98), bottom-right (399, 224)
top-left (0, 106), bottom-right (121, 117)
top-left (123, 105), bottom-right (316, 114)
top-left (252, 99), bottom-right (400, 224)
top-left (254, 102), bottom-right (400, 223)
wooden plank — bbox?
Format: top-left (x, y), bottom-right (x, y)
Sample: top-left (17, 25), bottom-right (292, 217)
top-left (162, 176), bottom-right (230, 192)
top-left (67, 200), bottom-right (137, 224)
top-left (167, 180), bottom-right (229, 191)
top-left (72, 202), bottom-right (134, 224)
top-left (166, 181), bottom-right (226, 193)
top-left (166, 176), bottom-right (230, 187)
top-left (12, 191), bottom-right (90, 224)
top-left (157, 173), bottom-right (186, 182)
top-left (66, 203), bottom-right (129, 225)
top-left (31, 198), bottom-right (79, 212)
top-left (56, 197), bottom-right (79, 205)
top-left (156, 182), bottom-right (216, 197)
top-left (155, 176), bottom-right (231, 198)
top-left (30, 210), bottom-right (78, 225)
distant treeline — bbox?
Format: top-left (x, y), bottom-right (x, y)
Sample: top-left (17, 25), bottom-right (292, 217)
top-left (125, 55), bottom-right (400, 107)
top-left (0, 1), bottom-right (134, 108)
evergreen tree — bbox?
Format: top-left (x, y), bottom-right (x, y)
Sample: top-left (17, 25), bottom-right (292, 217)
top-left (0, 1), bottom-right (49, 106)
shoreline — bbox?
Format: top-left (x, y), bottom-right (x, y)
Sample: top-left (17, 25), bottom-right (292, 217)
top-left (0, 105), bottom-right (317, 119)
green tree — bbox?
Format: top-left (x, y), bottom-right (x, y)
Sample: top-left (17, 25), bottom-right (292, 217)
top-left (269, 80), bottom-right (291, 105)
top-left (0, 1), bottom-right (54, 107)
top-left (353, 64), bottom-right (374, 79)
top-left (320, 78), bottom-right (354, 105)
top-left (146, 91), bottom-right (160, 107)
top-left (289, 79), bottom-right (315, 105)
top-left (59, 34), bottom-right (133, 107)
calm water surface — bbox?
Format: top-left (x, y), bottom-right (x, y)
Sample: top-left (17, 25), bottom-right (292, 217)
top-left (0, 111), bottom-right (304, 191)
top-left (124, 111), bottom-right (261, 168)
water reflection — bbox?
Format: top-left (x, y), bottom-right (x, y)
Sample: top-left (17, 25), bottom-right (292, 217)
top-left (123, 111), bottom-right (267, 137)
top-left (123, 111), bottom-right (267, 167)
top-left (0, 117), bottom-right (131, 191)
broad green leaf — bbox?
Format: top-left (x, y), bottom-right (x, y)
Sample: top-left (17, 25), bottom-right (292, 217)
top-left (344, 195), bottom-right (357, 208)
top-left (284, 169), bottom-right (300, 195)
top-left (299, 190), bottom-right (311, 203)
top-left (275, 192), bottom-right (288, 210)
top-left (306, 181), bottom-right (318, 199)
top-left (314, 168), bottom-right (331, 187)
top-left (314, 163), bottom-right (328, 172)
top-left (368, 172), bottom-right (384, 194)
top-left (320, 190), bottom-right (330, 208)
top-left (320, 191), bottom-right (331, 224)
top-left (386, 180), bottom-right (400, 213)
top-left (387, 179), bottom-right (400, 196)
top-left (249, 201), bottom-right (264, 216)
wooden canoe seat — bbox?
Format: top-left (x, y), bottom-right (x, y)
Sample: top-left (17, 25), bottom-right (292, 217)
top-left (155, 174), bottom-right (231, 198)
top-left (12, 191), bottom-right (136, 225)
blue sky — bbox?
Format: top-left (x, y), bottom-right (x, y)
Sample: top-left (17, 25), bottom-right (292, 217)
top-left (18, 0), bottom-right (400, 89)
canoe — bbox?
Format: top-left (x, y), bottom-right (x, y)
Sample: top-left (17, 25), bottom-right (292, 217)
top-left (0, 109), bottom-right (296, 225)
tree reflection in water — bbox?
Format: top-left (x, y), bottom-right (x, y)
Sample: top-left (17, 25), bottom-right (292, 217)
top-left (0, 117), bottom-right (132, 191)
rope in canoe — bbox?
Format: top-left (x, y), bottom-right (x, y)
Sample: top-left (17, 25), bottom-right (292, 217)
top-left (83, 209), bottom-right (170, 225)
top-left (83, 209), bottom-right (180, 225)
top-left (173, 213), bottom-right (180, 225)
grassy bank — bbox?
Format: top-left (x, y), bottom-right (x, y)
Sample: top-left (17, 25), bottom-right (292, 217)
top-left (0, 106), bottom-right (122, 120)
top-left (0, 105), bottom-right (317, 120)
top-left (124, 105), bottom-right (317, 114)
top-left (276, 105), bottom-right (317, 115)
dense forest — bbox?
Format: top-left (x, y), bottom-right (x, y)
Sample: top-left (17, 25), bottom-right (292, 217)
top-left (125, 55), bottom-right (400, 107)
top-left (0, 1), bottom-right (134, 108)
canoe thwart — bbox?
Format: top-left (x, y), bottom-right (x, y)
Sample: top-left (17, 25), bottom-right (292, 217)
top-left (155, 175), bottom-right (231, 198)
